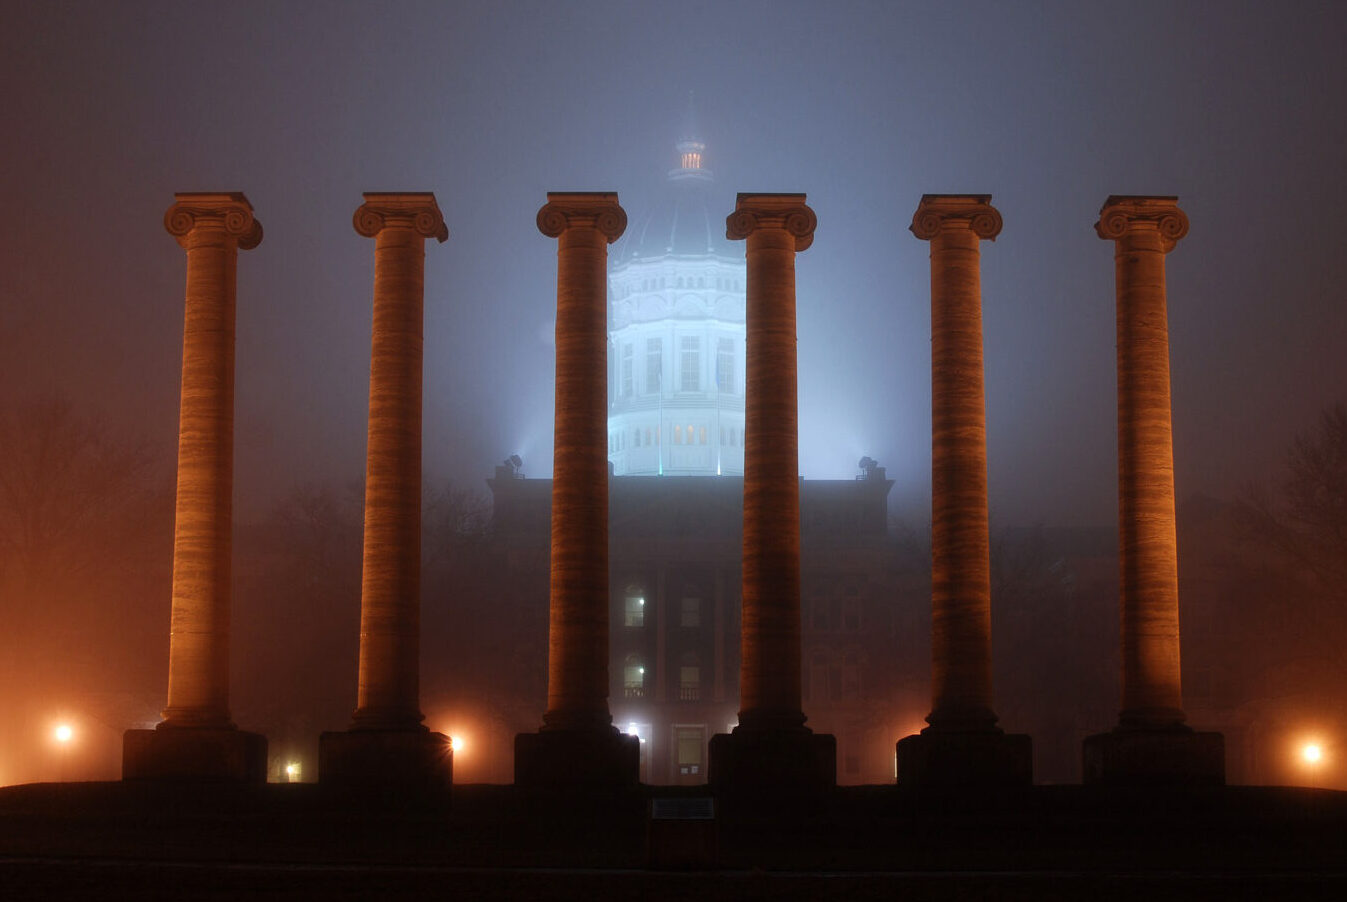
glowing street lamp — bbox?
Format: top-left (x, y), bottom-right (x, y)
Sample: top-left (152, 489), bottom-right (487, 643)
top-left (51, 722), bottom-right (75, 782)
top-left (450, 735), bottom-right (465, 753)
top-left (284, 761), bottom-right (301, 782)
top-left (1302, 743), bottom-right (1323, 765)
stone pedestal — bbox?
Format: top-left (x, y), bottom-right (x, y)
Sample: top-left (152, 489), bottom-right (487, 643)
top-left (319, 729), bottom-right (452, 791)
top-left (707, 729), bottom-right (835, 793)
top-left (896, 730), bottom-right (1032, 789)
top-left (123, 727), bottom-right (267, 783)
top-left (1083, 728), bottom-right (1225, 785)
top-left (514, 729), bottom-right (640, 790)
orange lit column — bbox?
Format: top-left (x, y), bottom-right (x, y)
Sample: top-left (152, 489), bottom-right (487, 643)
top-left (160, 194), bottom-right (262, 728)
top-left (122, 193), bottom-right (266, 783)
top-left (896, 195), bottom-right (1029, 788)
top-left (914, 195), bottom-right (1001, 731)
top-left (728, 194), bottom-right (815, 731)
top-left (1098, 196), bottom-right (1188, 729)
top-left (1084, 195), bottom-right (1222, 783)
top-left (539, 193), bottom-right (626, 731)
top-left (350, 193), bottom-right (447, 730)
top-left (707, 194), bottom-right (834, 792)
top-left (515, 193), bottom-right (638, 788)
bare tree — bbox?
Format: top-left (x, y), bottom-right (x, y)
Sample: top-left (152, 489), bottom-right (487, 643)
top-left (0, 397), bottom-right (156, 588)
top-left (1236, 401), bottom-right (1347, 601)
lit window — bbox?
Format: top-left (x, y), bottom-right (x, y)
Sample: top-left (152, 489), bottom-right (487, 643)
top-left (624, 590), bottom-right (645, 627)
top-left (698, 426), bottom-right (707, 445)
top-left (680, 336), bottom-right (700, 391)
top-left (716, 338), bottom-right (735, 393)
top-left (624, 656), bottom-right (646, 698)
top-left (674, 425), bottom-right (683, 445)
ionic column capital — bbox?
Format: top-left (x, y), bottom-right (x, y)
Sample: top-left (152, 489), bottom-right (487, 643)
top-left (726, 193), bottom-right (816, 251)
top-left (909, 194), bottom-right (1002, 242)
top-left (536, 192), bottom-right (626, 242)
top-left (353, 192), bottom-right (449, 243)
top-left (164, 192), bottom-right (263, 250)
top-left (1095, 195), bottom-right (1188, 252)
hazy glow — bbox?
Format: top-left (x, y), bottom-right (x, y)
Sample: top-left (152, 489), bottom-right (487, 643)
top-left (450, 735), bottom-right (465, 753)
top-left (1302, 743), bottom-right (1323, 764)
top-left (284, 761), bottom-right (301, 781)
top-left (53, 724), bottom-right (73, 744)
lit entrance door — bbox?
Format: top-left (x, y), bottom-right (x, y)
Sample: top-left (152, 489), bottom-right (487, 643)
top-left (674, 724), bottom-right (706, 785)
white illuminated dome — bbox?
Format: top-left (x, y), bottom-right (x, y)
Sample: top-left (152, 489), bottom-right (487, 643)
top-left (607, 116), bottom-right (745, 477)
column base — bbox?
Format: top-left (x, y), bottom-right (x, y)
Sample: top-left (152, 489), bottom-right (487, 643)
top-left (514, 729), bottom-right (640, 789)
top-left (1083, 727), bottom-right (1224, 785)
top-left (318, 729), bottom-right (452, 790)
top-left (122, 726), bottom-right (267, 783)
top-left (707, 729), bottom-right (836, 792)
top-left (896, 729), bottom-right (1032, 789)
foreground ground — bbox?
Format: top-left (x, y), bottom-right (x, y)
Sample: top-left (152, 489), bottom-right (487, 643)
top-left (2, 782), bottom-right (1346, 899)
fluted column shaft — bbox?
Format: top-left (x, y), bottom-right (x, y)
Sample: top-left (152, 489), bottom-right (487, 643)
top-left (351, 193), bottom-right (447, 730)
top-left (538, 193), bottom-right (626, 732)
top-left (1097, 196), bottom-right (1189, 729)
top-left (912, 195), bottom-right (1002, 732)
top-left (727, 194), bottom-right (816, 731)
top-left (161, 193), bottom-right (262, 728)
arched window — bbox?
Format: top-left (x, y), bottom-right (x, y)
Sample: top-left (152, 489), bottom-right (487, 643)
top-left (645, 428), bottom-right (652, 445)
top-left (674, 424), bottom-right (683, 445)
top-left (634, 429), bottom-right (641, 447)
top-left (698, 426), bottom-right (707, 445)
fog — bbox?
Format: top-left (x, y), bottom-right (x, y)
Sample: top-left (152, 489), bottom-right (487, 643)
top-left (2, 2), bottom-right (1344, 786)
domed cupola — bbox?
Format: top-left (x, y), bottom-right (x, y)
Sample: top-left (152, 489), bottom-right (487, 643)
top-left (607, 104), bottom-right (747, 478)
top-left (615, 102), bottom-right (730, 261)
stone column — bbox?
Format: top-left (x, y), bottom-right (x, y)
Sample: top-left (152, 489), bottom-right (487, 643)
top-left (708, 194), bottom-right (834, 793)
top-left (319, 193), bottom-right (451, 789)
top-left (123, 192), bottom-right (266, 782)
top-left (1084, 195), bottom-right (1223, 784)
top-left (515, 193), bottom-right (639, 788)
top-left (896, 195), bottom-right (1030, 788)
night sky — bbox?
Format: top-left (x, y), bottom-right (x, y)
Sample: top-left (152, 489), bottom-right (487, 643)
top-left (3, 0), bottom-right (1345, 528)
